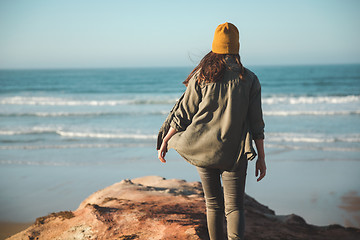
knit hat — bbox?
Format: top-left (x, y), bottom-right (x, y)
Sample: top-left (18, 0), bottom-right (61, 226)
top-left (212, 22), bottom-right (240, 54)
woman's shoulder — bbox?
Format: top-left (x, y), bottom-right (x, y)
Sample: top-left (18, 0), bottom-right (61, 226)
top-left (243, 67), bottom-right (258, 80)
top-left (243, 67), bottom-right (261, 88)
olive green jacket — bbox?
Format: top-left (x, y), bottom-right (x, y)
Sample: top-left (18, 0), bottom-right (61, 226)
top-left (166, 60), bottom-right (265, 171)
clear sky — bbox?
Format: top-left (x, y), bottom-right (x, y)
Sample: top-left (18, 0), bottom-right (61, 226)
top-left (0, 0), bottom-right (359, 69)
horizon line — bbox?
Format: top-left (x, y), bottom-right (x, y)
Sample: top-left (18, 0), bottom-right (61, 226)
top-left (0, 62), bottom-right (359, 71)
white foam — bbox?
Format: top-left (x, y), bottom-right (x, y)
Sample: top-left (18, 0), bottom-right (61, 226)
top-left (264, 110), bottom-right (360, 116)
top-left (0, 127), bottom-right (56, 136)
top-left (0, 111), bottom-right (168, 117)
top-left (1, 95), bottom-right (358, 108)
top-left (265, 143), bottom-right (360, 152)
top-left (267, 132), bottom-right (360, 143)
top-left (0, 143), bottom-right (149, 150)
top-left (56, 130), bottom-right (156, 139)
top-left (0, 127), bottom-right (157, 140)
top-left (0, 96), bottom-right (176, 106)
top-left (262, 95), bottom-right (360, 105)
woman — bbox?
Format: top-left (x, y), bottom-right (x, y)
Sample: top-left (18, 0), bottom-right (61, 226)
top-left (158, 22), bottom-right (266, 240)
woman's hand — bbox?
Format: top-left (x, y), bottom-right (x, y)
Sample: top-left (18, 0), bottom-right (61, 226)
top-left (157, 127), bottom-right (177, 163)
top-left (255, 157), bottom-right (266, 182)
top-left (158, 141), bottom-right (168, 163)
top-left (254, 139), bottom-right (266, 182)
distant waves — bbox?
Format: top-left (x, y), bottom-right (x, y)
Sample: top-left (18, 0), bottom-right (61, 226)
top-left (1, 65), bottom-right (359, 166)
top-left (1, 95), bottom-right (359, 106)
top-left (0, 111), bottom-right (169, 118)
top-left (1, 110), bottom-right (360, 118)
top-left (0, 128), bottom-right (156, 139)
top-left (1, 128), bottom-right (358, 143)
top-left (1, 95), bottom-right (359, 117)
top-left (0, 96), bottom-right (178, 106)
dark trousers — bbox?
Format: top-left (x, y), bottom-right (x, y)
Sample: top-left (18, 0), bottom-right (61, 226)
top-left (197, 158), bottom-right (248, 240)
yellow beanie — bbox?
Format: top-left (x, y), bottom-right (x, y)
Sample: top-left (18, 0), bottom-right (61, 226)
top-left (212, 22), bottom-right (239, 54)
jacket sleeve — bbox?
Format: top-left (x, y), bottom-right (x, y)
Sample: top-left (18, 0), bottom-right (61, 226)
top-left (170, 76), bottom-right (202, 132)
top-left (248, 75), bottom-right (265, 140)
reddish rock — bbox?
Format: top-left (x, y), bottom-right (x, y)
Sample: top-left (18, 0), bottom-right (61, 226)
top-left (7, 176), bottom-right (360, 240)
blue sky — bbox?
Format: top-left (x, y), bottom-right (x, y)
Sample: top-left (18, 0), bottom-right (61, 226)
top-left (0, 0), bottom-right (359, 69)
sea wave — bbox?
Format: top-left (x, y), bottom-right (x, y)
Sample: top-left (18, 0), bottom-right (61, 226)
top-left (0, 128), bottom-right (157, 140)
top-left (1, 141), bottom-right (358, 154)
top-left (263, 110), bottom-right (360, 116)
top-left (0, 128), bottom-right (55, 136)
top-left (1, 95), bottom-right (359, 106)
top-left (0, 143), bottom-right (150, 150)
top-left (262, 95), bottom-right (360, 105)
top-left (0, 96), bottom-right (177, 106)
top-left (2, 126), bottom-right (359, 145)
top-left (265, 143), bottom-right (360, 152)
top-left (56, 131), bottom-right (156, 139)
top-left (266, 132), bottom-right (360, 143)
top-left (0, 111), bottom-right (169, 118)
top-left (2, 109), bottom-right (358, 118)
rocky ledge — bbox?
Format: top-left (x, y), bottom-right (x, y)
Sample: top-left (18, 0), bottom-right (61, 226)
top-left (7, 176), bottom-right (360, 240)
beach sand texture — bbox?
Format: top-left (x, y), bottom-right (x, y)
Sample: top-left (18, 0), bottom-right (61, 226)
top-left (0, 223), bottom-right (32, 240)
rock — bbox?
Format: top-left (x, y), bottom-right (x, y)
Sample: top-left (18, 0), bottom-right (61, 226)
top-left (7, 176), bottom-right (360, 240)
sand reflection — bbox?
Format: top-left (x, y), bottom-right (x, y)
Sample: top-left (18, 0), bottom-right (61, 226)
top-left (339, 191), bottom-right (360, 228)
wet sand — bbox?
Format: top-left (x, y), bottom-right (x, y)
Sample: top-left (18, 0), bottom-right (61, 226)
top-left (0, 155), bottom-right (359, 229)
top-left (0, 222), bottom-right (32, 240)
top-left (339, 191), bottom-right (360, 228)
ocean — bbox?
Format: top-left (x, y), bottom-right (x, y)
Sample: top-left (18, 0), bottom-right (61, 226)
top-left (0, 65), bottom-right (359, 227)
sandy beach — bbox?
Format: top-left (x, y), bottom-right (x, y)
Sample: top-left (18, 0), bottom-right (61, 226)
top-left (245, 158), bottom-right (360, 228)
top-left (0, 222), bottom-right (32, 240)
top-left (0, 154), bottom-right (359, 230)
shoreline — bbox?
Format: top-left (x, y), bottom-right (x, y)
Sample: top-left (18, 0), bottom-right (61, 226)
top-left (0, 222), bottom-right (32, 240)
top-left (2, 190), bottom-right (358, 229)
top-left (1, 159), bottom-right (360, 228)
top-left (5, 176), bottom-right (360, 240)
